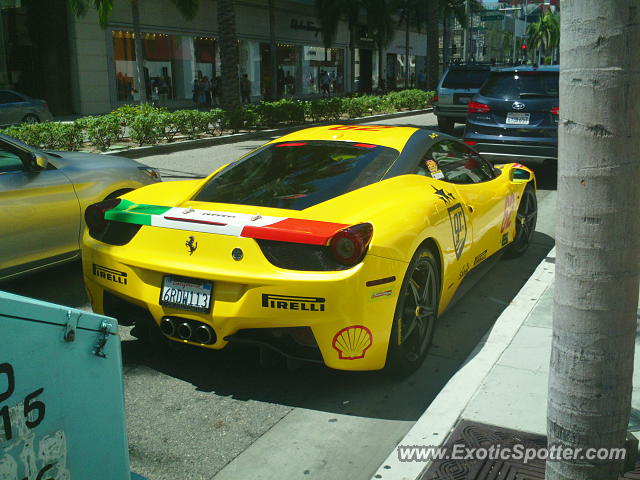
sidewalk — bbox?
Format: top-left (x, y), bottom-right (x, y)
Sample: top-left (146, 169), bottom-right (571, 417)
top-left (371, 248), bottom-right (640, 480)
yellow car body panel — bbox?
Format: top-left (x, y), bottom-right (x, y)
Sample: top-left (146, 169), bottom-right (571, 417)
top-left (81, 125), bottom-right (535, 371)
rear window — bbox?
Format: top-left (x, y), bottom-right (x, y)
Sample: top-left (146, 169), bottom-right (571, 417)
top-left (480, 71), bottom-right (559, 99)
top-left (194, 140), bottom-right (399, 210)
top-left (441, 69), bottom-right (491, 89)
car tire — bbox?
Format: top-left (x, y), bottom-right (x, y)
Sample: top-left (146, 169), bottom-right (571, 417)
top-left (22, 114), bottom-right (40, 124)
top-left (385, 246), bottom-right (440, 375)
top-left (504, 185), bottom-right (537, 258)
top-left (437, 118), bottom-right (454, 134)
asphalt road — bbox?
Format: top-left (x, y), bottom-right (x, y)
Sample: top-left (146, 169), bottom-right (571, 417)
top-left (2, 112), bottom-right (557, 480)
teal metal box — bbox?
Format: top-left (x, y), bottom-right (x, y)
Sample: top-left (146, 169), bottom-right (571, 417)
top-left (0, 291), bottom-right (130, 479)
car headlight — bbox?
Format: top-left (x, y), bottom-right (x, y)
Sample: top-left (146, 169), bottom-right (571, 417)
top-left (138, 166), bottom-right (161, 181)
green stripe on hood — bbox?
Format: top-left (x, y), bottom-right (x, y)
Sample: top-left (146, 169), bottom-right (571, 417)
top-left (105, 199), bottom-right (171, 226)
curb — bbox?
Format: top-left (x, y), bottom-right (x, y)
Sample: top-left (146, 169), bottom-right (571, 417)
top-left (100, 108), bottom-right (433, 159)
top-left (370, 247), bottom-right (557, 480)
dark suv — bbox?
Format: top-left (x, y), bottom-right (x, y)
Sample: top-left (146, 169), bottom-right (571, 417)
top-left (434, 64), bottom-right (492, 134)
top-left (463, 65), bottom-right (559, 163)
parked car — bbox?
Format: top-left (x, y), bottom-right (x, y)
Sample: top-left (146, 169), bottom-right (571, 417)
top-left (434, 64), bottom-right (492, 134)
top-left (0, 89), bottom-right (53, 126)
top-left (82, 124), bottom-right (537, 374)
top-left (0, 133), bottom-right (161, 281)
top-left (463, 65), bottom-right (559, 164)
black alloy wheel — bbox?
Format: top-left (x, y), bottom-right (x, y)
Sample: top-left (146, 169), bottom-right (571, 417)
top-left (386, 247), bottom-right (440, 374)
top-left (505, 185), bottom-right (537, 258)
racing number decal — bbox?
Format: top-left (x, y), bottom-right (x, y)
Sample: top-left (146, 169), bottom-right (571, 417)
top-left (327, 125), bottom-right (395, 132)
top-left (447, 203), bottom-right (467, 260)
top-left (501, 193), bottom-right (517, 233)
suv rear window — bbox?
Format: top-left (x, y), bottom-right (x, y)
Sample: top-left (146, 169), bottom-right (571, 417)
top-left (441, 69), bottom-right (491, 89)
top-left (194, 141), bottom-right (398, 210)
top-left (480, 71), bottom-right (559, 99)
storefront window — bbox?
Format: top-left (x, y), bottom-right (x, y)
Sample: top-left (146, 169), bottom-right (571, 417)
top-left (238, 39), bottom-right (261, 99)
top-left (302, 46), bottom-right (344, 95)
top-left (112, 30), bottom-right (218, 105)
top-left (395, 54), bottom-right (416, 88)
top-left (113, 31), bottom-right (137, 101)
top-left (277, 44), bottom-right (298, 97)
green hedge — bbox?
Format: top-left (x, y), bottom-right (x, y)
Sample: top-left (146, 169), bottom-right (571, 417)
top-left (0, 89), bottom-right (433, 151)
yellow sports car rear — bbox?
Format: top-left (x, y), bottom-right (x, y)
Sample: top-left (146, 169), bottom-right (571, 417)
top-left (82, 125), bottom-right (536, 372)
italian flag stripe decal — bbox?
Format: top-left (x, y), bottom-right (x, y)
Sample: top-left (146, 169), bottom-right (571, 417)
top-left (103, 200), bottom-right (349, 245)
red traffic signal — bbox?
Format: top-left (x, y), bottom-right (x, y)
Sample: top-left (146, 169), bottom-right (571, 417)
top-left (521, 44), bottom-right (527, 50)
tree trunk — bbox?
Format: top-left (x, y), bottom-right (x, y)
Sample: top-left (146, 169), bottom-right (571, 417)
top-left (131, 0), bottom-right (147, 103)
top-left (268, 0), bottom-right (278, 100)
top-left (404, 13), bottom-right (409, 89)
top-left (463, 0), bottom-right (471, 62)
top-left (546, 1), bottom-right (640, 479)
top-left (377, 41), bottom-right (384, 92)
top-left (349, 23), bottom-right (356, 93)
top-left (425, 0), bottom-right (439, 90)
top-left (217, 0), bottom-right (241, 111)
top-left (442, 14), bottom-right (449, 68)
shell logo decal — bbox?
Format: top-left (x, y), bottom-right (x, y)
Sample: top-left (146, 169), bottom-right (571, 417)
top-left (332, 325), bottom-right (373, 360)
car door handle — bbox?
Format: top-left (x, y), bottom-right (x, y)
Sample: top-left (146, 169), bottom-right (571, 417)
top-left (467, 205), bottom-right (474, 213)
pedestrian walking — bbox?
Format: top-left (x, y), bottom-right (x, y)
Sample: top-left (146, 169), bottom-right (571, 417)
top-left (320, 70), bottom-right (330, 97)
top-left (240, 74), bottom-right (251, 104)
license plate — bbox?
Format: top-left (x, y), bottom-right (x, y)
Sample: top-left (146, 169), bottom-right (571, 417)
top-left (160, 276), bottom-right (212, 313)
top-left (458, 96), bottom-right (471, 104)
top-left (506, 112), bottom-right (530, 125)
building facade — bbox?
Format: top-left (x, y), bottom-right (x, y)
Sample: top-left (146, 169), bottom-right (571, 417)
top-left (0, 0), bottom-right (432, 116)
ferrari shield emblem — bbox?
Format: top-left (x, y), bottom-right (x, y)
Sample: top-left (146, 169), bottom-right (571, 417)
top-left (447, 203), bottom-right (467, 260)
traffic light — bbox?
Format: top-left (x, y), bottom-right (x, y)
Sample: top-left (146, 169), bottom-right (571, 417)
top-left (521, 44), bottom-right (527, 51)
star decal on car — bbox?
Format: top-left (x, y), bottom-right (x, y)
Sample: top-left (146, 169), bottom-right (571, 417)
top-left (432, 186), bottom-right (456, 204)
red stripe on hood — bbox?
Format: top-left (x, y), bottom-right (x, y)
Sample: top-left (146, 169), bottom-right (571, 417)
top-left (241, 218), bottom-right (350, 245)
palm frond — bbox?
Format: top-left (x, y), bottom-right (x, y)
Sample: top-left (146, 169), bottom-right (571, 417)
top-left (169, 0), bottom-right (200, 20)
top-left (68, 0), bottom-right (113, 27)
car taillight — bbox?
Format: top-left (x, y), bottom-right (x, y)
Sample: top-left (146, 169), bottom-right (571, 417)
top-left (329, 223), bottom-right (373, 266)
top-left (464, 140), bottom-right (478, 146)
top-left (85, 198), bottom-right (121, 235)
top-left (467, 101), bottom-right (491, 114)
top-left (434, 94), bottom-right (439, 103)
top-left (550, 106), bottom-right (559, 115)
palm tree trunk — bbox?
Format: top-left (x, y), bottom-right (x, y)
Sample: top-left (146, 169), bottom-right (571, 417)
top-left (217, 0), bottom-right (241, 111)
top-left (377, 41), bottom-right (384, 91)
top-left (404, 13), bottom-right (409, 89)
top-left (268, 0), bottom-right (277, 100)
top-left (442, 14), bottom-right (449, 68)
top-left (349, 24), bottom-right (356, 93)
top-left (131, 0), bottom-right (147, 103)
top-left (425, 0), bottom-right (439, 90)
top-left (547, 1), bottom-right (640, 479)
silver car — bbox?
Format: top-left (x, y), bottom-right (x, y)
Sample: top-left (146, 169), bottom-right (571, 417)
top-left (0, 90), bottom-right (54, 126)
top-left (434, 65), bottom-right (492, 134)
top-left (0, 133), bottom-right (160, 281)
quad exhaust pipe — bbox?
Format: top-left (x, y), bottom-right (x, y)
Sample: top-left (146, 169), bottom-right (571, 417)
top-left (160, 317), bottom-right (176, 337)
top-left (194, 325), bottom-right (214, 344)
top-left (177, 322), bottom-right (192, 340)
top-left (160, 316), bottom-right (216, 344)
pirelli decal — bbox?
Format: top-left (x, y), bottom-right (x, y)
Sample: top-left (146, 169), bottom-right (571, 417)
top-left (261, 294), bottom-right (326, 312)
top-left (93, 264), bottom-right (127, 285)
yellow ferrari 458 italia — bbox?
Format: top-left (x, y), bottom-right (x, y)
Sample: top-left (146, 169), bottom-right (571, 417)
top-left (81, 124), bottom-right (536, 373)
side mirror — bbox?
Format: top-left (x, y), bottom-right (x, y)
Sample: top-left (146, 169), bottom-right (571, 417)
top-left (34, 155), bottom-right (49, 170)
top-left (510, 168), bottom-right (531, 182)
